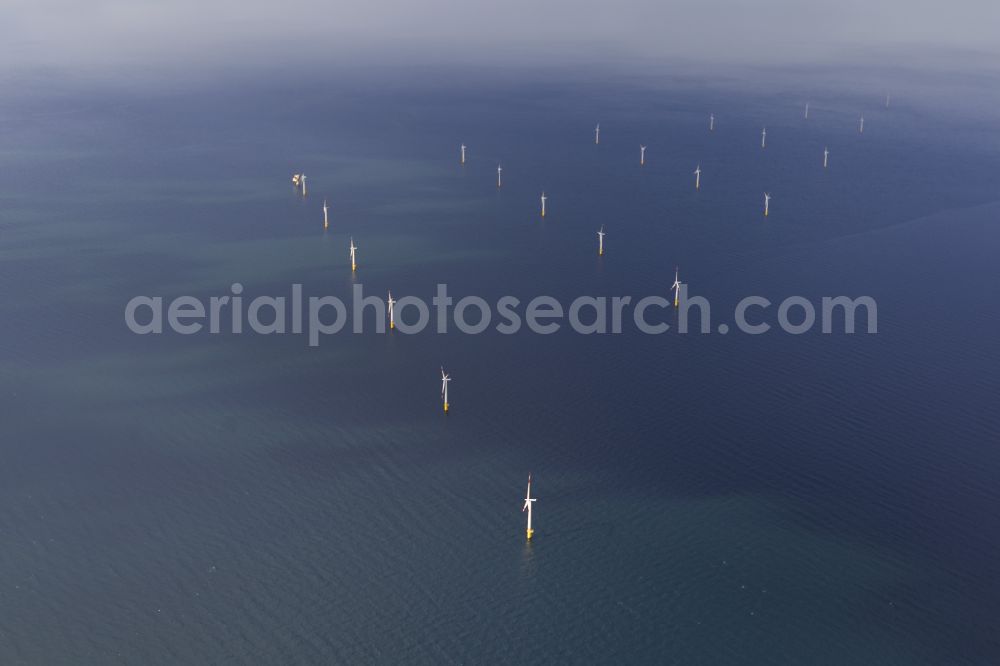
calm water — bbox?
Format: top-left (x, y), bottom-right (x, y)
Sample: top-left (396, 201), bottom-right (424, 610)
top-left (2, 66), bottom-right (1000, 664)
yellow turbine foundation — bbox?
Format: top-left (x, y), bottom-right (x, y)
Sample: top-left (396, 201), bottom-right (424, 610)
top-left (444, 402), bottom-right (449, 413)
top-left (526, 529), bottom-right (534, 540)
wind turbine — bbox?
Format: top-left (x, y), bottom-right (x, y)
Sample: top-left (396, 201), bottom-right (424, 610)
top-left (597, 225), bottom-right (605, 256)
top-left (672, 266), bottom-right (682, 308)
top-left (763, 192), bottom-right (771, 217)
top-left (541, 192), bottom-right (547, 218)
top-left (323, 199), bottom-right (329, 229)
top-left (885, 93), bottom-right (891, 108)
top-left (522, 474), bottom-right (536, 540)
top-left (595, 123), bottom-right (600, 145)
top-left (859, 114), bottom-right (865, 134)
top-left (461, 143), bottom-right (467, 164)
top-left (709, 113), bottom-right (715, 131)
top-left (349, 237), bottom-right (358, 272)
top-left (387, 290), bottom-right (396, 330)
top-left (497, 163), bottom-right (503, 188)
top-left (761, 127), bottom-right (767, 149)
top-left (693, 164), bottom-right (701, 190)
top-left (300, 174), bottom-right (307, 196)
top-left (823, 147), bottom-right (829, 168)
top-left (804, 102), bottom-right (810, 119)
top-left (440, 367), bottom-right (451, 413)
top-left (640, 145), bottom-right (646, 166)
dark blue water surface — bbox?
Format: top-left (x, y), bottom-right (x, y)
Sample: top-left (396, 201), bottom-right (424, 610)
top-left (1, 64), bottom-right (999, 663)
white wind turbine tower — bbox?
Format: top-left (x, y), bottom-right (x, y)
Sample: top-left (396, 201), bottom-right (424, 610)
top-left (440, 367), bottom-right (451, 413)
top-left (497, 163), bottom-right (503, 188)
top-left (640, 145), bottom-right (646, 166)
top-left (885, 93), bottom-right (891, 108)
top-left (540, 192), bottom-right (547, 218)
top-left (349, 237), bottom-right (358, 272)
top-left (300, 174), bottom-right (307, 196)
top-left (523, 474), bottom-right (536, 540)
top-left (804, 102), bottom-right (810, 119)
top-left (764, 192), bottom-right (772, 217)
top-left (761, 127), bottom-right (767, 149)
top-left (672, 266), bottom-right (682, 308)
top-left (710, 113), bottom-right (715, 131)
top-left (823, 147), bottom-right (829, 168)
top-left (597, 225), bottom-right (605, 256)
top-left (461, 143), bottom-right (467, 164)
top-left (859, 114), bottom-right (865, 134)
top-left (323, 199), bottom-right (329, 229)
top-left (595, 123), bottom-right (600, 145)
top-left (693, 164), bottom-right (701, 190)
top-left (387, 290), bottom-right (396, 330)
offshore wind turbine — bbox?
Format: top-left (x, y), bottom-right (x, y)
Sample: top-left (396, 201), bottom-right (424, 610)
top-left (522, 474), bottom-right (536, 540)
top-left (461, 143), bottom-right (467, 164)
top-left (597, 225), bottom-right (605, 256)
top-left (323, 199), bottom-right (329, 229)
top-left (710, 113), bottom-right (715, 131)
top-left (387, 290), bottom-right (396, 330)
top-left (885, 93), bottom-right (891, 108)
top-left (672, 266), bottom-right (682, 308)
top-left (541, 192), bottom-right (547, 218)
top-left (693, 164), bottom-right (701, 190)
top-left (640, 145), bottom-right (646, 166)
top-left (859, 114), bottom-right (865, 134)
top-left (349, 237), bottom-right (358, 272)
top-left (497, 163), bottom-right (503, 188)
top-left (804, 102), bottom-right (810, 119)
top-left (761, 127), bottom-right (767, 149)
top-left (763, 192), bottom-right (771, 217)
top-left (823, 147), bottom-right (829, 168)
top-left (300, 174), bottom-right (307, 196)
top-left (440, 367), bottom-right (451, 413)
top-left (595, 123), bottom-right (600, 145)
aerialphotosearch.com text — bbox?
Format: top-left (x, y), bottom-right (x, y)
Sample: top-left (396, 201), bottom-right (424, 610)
top-left (124, 283), bottom-right (878, 346)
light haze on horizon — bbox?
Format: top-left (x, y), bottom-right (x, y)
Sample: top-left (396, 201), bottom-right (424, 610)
top-left (2, 0), bottom-right (999, 77)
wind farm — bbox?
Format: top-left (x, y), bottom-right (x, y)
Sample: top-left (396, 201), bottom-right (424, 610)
top-left (10, 0), bottom-right (1000, 662)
